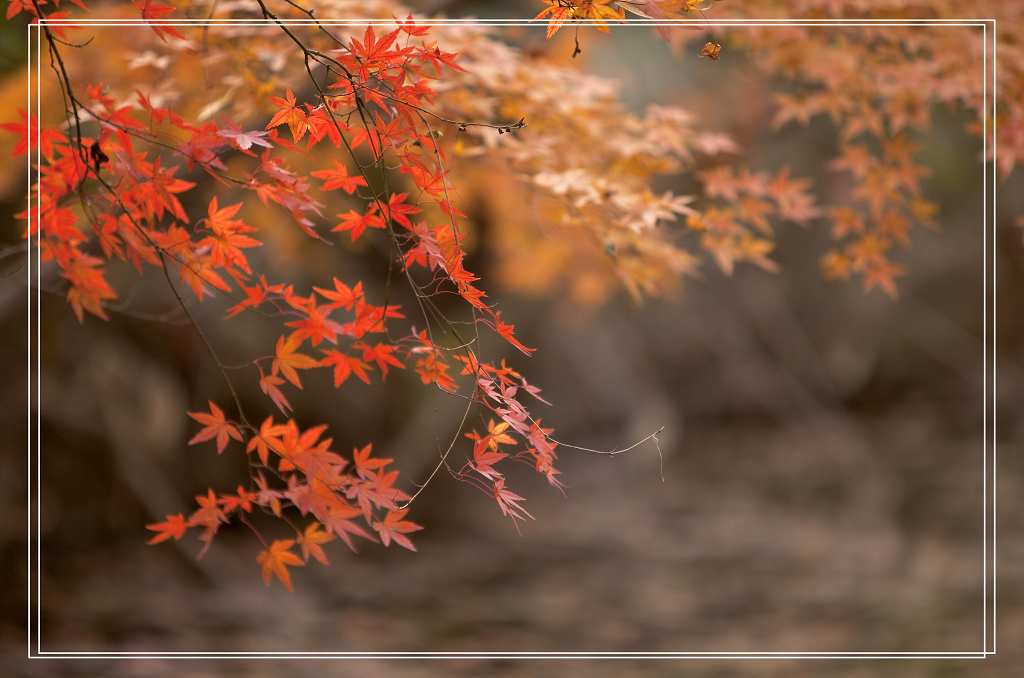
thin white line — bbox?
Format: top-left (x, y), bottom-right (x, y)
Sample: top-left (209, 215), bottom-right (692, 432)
top-left (38, 18), bottom-right (994, 22)
top-left (27, 17), bottom-right (997, 660)
top-left (29, 655), bottom-right (991, 659)
top-left (37, 17), bottom-right (997, 20)
top-left (982, 22), bottom-right (987, 655)
top-left (36, 651), bottom-right (987, 655)
top-left (36, 21), bottom-right (43, 658)
top-left (37, 20), bottom-right (990, 27)
top-left (25, 20), bottom-right (33, 662)
top-left (35, 652), bottom-right (990, 657)
top-left (37, 19), bottom-right (996, 24)
top-left (987, 17), bottom-right (995, 659)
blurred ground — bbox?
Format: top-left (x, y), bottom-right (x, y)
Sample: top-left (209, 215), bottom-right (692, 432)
top-left (2, 6), bottom-right (1023, 678)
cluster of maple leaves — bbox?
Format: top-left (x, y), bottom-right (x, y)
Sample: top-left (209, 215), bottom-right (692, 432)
top-left (10, 1), bottom-right (571, 590)
top-left (660, 0), bottom-right (1018, 296)
top-left (532, 0), bottom-right (1018, 298)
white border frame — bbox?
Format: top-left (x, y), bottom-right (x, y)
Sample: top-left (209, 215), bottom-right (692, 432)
top-left (25, 16), bottom-right (998, 660)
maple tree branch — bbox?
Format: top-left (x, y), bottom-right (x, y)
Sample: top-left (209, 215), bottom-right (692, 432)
top-left (250, 4), bottom-right (506, 508)
top-left (551, 423), bottom-right (666, 482)
top-left (32, 0), bottom-right (87, 167)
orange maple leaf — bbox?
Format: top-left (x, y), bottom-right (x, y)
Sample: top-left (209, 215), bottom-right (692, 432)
top-left (266, 89), bottom-right (308, 143)
top-left (257, 539), bottom-right (305, 591)
top-left (297, 521), bottom-right (334, 565)
top-left (272, 334), bottom-right (319, 389)
top-left (187, 401), bottom-right (242, 454)
top-left (246, 416), bottom-right (286, 466)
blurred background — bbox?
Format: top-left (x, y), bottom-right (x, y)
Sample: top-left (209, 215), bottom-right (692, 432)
top-left (2, 1), bottom-right (1022, 676)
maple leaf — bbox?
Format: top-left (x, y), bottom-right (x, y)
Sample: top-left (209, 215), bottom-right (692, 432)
top-left (821, 251), bottom-right (853, 281)
top-left (320, 349), bottom-right (373, 387)
top-left (333, 207), bottom-right (386, 241)
top-left (862, 259), bottom-right (903, 298)
top-left (535, 0), bottom-right (625, 38)
top-left (349, 467), bottom-right (408, 517)
top-left (352, 443), bottom-right (392, 479)
top-left (266, 89), bottom-right (308, 143)
top-left (228, 277), bottom-right (280, 317)
top-left (187, 401), bottom-right (242, 454)
top-left (346, 26), bottom-right (408, 80)
top-left (466, 419), bottom-right (517, 475)
top-left (259, 371), bottom-right (293, 416)
top-left (491, 312), bottom-right (536, 356)
top-left (297, 521), bottom-right (334, 565)
top-left (277, 423), bottom-right (345, 477)
top-left (397, 13), bottom-right (431, 37)
top-left (0, 109), bottom-right (65, 160)
top-left (411, 350), bottom-right (456, 393)
top-left (219, 485), bottom-right (258, 514)
top-left (189, 489), bottom-right (228, 555)
top-left (254, 473), bottom-right (283, 517)
top-left (200, 197), bottom-right (261, 272)
top-left (63, 255), bottom-right (117, 322)
top-left (384, 192), bottom-right (420, 230)
top-left (312, 161), bottom-right (369, 194)
top-left (247, 416), bottom-right (286, 466)
top-left (322, 500), bottom-right (376, 552)
top-left (305, 107), bottom-right (346, 148)
top-left (218, 127), bottom-right (272, 151)
top-left (372, 509), bottom-right (423, 551)
top-left (347, 300), bottom-right (404, 337)
top-left (273, 334), bottom-right (319, 389)
top-left (286, 304), bottom-right (342, 347)
top-left (5, 0), bottom-right (37, 20)
top-left (484, 419), bottom-right (517, 446)
top-left (492, 478), bottom-right (534, 523)
top-left (257, 539), bottom-right (305, 591)
top-left (204, 196), bottom-right (243, 232)
top-left (355, 342), bottom-right (404, 378)
top-left (146, 513), bottom-right (188, 544)
top-left (133, 0), bottom-right (186, 42)
top-left (314, 278), bottom-right (364, 311)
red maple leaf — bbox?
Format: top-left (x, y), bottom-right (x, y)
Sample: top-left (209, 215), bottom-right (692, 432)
top-left (320, 350), bottom-right (373, 387)
top-left (314, 278), bottom-right (364, 311)
top-left (333, 206), bottom-right (385, 241)
top-left (355, 342), bottom-right (404, 378)
top-left (146, 513), bottom-right (188, 544)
